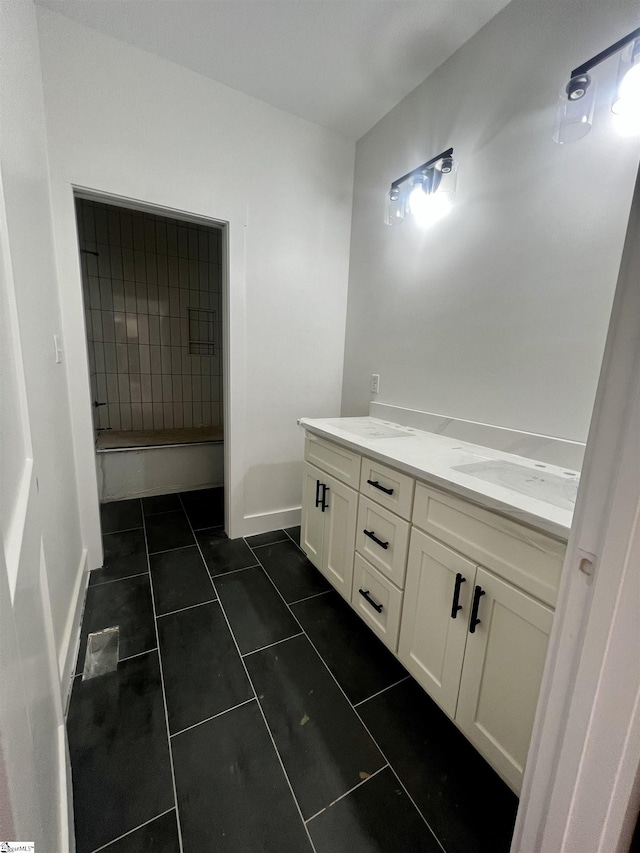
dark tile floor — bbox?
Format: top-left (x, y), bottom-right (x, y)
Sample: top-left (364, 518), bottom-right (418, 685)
top-left (67, 488), bottom-right (518, 853)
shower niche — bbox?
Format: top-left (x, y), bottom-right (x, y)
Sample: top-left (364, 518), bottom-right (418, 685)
top-left (76, 197), bottom-right (224, 500)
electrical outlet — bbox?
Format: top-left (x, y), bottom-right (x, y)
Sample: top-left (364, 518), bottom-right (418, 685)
top-left (370, 373), bottom-right (380, 394)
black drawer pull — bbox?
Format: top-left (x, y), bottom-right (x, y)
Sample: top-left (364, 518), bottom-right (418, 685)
top-left (450, 572), bottom-right (466, 619)
top-left (367, 479), bottom-right (394, 495)
top-left (359, 588), bottom-right (383, 613)
top-left (320, 484), bottom-right (329, 513)
top-left (363, 529), bottom-right (389, 550)
top-left (315, 479), bottom-right (322, 508)
top-left (469, 585), bottom-right (485, 634)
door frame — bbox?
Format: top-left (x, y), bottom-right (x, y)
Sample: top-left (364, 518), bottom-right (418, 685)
top-left (62, 184), bottom-right (242, 570)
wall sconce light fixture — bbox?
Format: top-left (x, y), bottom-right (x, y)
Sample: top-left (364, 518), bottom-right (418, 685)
top-left (385, 147), bottom-right (458, 227)
top-left (554, 26), bottom-right (640, 143)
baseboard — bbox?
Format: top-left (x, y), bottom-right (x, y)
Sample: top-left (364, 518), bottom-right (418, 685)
top-left (58, 548), bottom-right (88, 696)
top-left (58, 722), bottom-right (74, 853)
top-left (242, 507), bottom-right (301, 537)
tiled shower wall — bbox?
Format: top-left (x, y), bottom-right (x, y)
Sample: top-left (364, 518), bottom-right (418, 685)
top-left (77, 199), bottom-right (222, 432)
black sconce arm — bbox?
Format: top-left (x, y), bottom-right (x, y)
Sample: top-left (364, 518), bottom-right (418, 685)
top-left (571, 26), bottom-right (640, 78)
top-left (391, 147), bottom-right (454, 189)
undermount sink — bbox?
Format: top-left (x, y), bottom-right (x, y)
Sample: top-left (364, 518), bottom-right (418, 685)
top-left (452, 459), bottom-right (579, 510)
top-left (325, 418), bottom-right (415, 440)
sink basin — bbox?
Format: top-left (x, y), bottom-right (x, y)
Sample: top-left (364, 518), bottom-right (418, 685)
top-left (452, 460), bottom-right (579, 510)
top-left (325, 418), bottom-right (414, 440)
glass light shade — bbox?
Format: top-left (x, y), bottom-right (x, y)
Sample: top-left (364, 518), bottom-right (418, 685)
top-left (434, 158), bottom-right (458, 201)
top-left (384, 185), bottom-right (406, 225)
top-left (612, 40), bottom-right (640, 136)
top-left (553, 74), bottom-right (596, 144)
top-left (408, 181), bottom-right (453, 228)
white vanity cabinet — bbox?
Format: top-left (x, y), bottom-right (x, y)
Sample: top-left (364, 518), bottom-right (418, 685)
top-left (300, 428), bottom-right (567, 794)
top-left (301, 436), bottom-right (360, 600)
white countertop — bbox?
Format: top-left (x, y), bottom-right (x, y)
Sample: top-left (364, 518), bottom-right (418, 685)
top-left (299, 416), bottom-right (578, 540)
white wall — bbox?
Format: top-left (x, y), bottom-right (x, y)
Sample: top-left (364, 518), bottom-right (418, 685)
top-left (36, 8), bottom-right (355, 546)
top-left (341, 0), bottom-right (640, 444)
top-left (0, 2), bottom-right (77, 847)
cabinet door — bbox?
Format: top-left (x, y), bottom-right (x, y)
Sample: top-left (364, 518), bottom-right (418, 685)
top-left (455, 566), bottom-right (554, 794)
top-left (398, 529), bottom-right (475, 718)
top-left (301, 462), bottom-right (324, 569)
top-left (321, 473), bottom-right (358, 600)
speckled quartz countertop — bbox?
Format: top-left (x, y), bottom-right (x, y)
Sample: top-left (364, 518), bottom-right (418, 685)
top-left (298, 417), bottom-right (578, 540)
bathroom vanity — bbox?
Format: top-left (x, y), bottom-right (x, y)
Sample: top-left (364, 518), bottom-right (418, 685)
top-left (298, 417), bottom-right (576, 794)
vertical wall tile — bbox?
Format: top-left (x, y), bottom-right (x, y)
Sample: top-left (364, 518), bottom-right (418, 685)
top-left (139, 344), bottom-right (151, 375)
top-left (171, 347), bottom-right (182, 375)
top-left (170, 318), bottom-right (181, 347)
top-left (120, 212), bottom-right (133, 248)
top-left (152, 375), bottom-right (163, 403)
top-left (116, 343), bottom-right (129, 374)
top-left (136, 282), bottom-right (148, 314)
top-left (131, 403), bottom-right (143, 430)
top-left (104, 343), bottom-right (117, 373)
top-left (144, 218), bottom-right (156, 252)
top-left (132, 215), bottom-right (145, 250)
top-left (128, 344), bottom-right (141, 374)
top-left (177, 226), bottom-right (189, 258)
top-left (157, 285), bottom-right (170, 315)
top-left (83, 204), bottom-right (96, 243)
top-left (118, 374), bottom-right (131, 404)
top-left (124, 281), bottom-right (137, 313)
top-left (107, 374), bottom-right (120, 404)
top-left (148, 315), bottom-right (160, 345)
top-left (110, 246), bottom-right (123, 280)
top-left (107, 209), bottom-right (120, 244)
top-left (169, 287), bottom-right (181, 318)
top-left (138, 314), bottom-right (149, 345)
top-left (183, 375), bottom-right (192, 402)
top-left (181, 350), bottom-right (191, 375)
top-left (152, 402), bottom-right (164, 429)
top-left (157, 253), bottom-right (168, 286)
top-left (141, 374), bottom-right (153, 403)
top-left (191, 375), bottom-right (201, 402)
top-left (93, 342), bottom-right (105, 374)
top-left (198, 231), bottom-right (208, 261)
top-left (112, 280), bottom-right (125, 312)
top-left (150, 345), bottom-right (162, 374)
top-left (142, 402), bottom-right (154, 429)
top-left (130, 375), bottom-right (142, 404)
top-left (173, 404), bottom-right (184, 428)
top-left (147, 284), bottom-right (159, 315)
top-left (167, 255), bottom-right (179, 287)
top-left (98, 405), bottom-right (110, 430)
top-left (162, 403), bottom-right (174, 429)
top-left (89, 277), bottom-right (102, 310)
top-left (202, 401), bottom-right (212, 425)
top-left (97, 244), bottom-right (111, 277)
top-left (160, 317), bottom-right (171, 347)
top-left (145, 252), bottom-right (158, 284)
top-left (134, 249), bottom-right (146, 282)
top-left (183, 402), bottom-right (193, 428)
top-left (160, 346), bottom-right (171, 374)
top-left (172, 374), bottom-right (182, 403)
top-left (162, 375), bottom-right (173, 403)
top-left (120, 404), bottom-right (132, 430)
top-left (192, 402), bottom-right (202, 427)
top-left (188, 260), bottom-right (199, 290)
top-left (102, 311), bottom-right (115, 343)
top-left (156, 220), bottom-right (167, 254)
top-left (188, 229), bottom-right (198, 259)
top-left (178, 257), bottom-right (189, 289)
top-left (122, 247), bottom-right (136, 281)
top-left (114, 312), bottom-right (127, 343)
top-left (108, 403), bottom-right (121, 430)
top-left (94, 206), bottom-right (108, 243)
top-left (91, 309), bottom-right (103, 342)
top-left (125, 314), bottom-right (139, 343)
top-left (166, 222), bottom-right (178, 256)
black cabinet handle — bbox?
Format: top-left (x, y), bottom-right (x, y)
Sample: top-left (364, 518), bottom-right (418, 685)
top-left (450, 572), bottom-right (466, 619)
top-left (367, 479), bottom-right (394, 495)
top-left (469, 585), bottom-right (485, 633)
top-left (359, 588), bottom-right (383, 613)
top-left (320, 484), bottom-right (329, 513)
top-left (315, 479), bottom-right (322, 508)
top-left (363, 529), bottom-right (389, 550)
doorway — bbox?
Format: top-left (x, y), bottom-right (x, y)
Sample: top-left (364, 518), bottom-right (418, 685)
top-left (74, 195), bottom-right (225, 503)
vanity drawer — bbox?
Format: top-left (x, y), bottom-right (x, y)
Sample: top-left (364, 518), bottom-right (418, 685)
top-left (412, 483), bottom-right (565, 606)
top-left (304, 434), bottom-right (361, 488)
top-left (351, 553), bottom-right (403, 653)
top-left (359, 457), bottom-right (415, 520)
top-left (356, 496), bottom-right (410, 587)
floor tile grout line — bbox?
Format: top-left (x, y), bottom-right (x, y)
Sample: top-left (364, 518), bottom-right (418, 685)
top-left (288, 590), bottom-right (332, 606)
top-left (169, 697), bottom-right (256, 739)
top-left (88, 570), bottom-right (149, 587)
top-left (353, 675), bottom-right (412, 708)
top-left (207, 563), bottom-right (261, 581)
top-left (142, 511), bottom-right (186, 853)
top-left (73, 646), bottom-right (159, 679)
top-left (157, 599), bottom-right (218, 619)
top-left (88, 807), bottom-right (176, 853)
top-left (244, 534), bottom-right (290, 547)
top-left (244, 542), bottom-right (306, 634)
top-left (147, 541), bottom-right (199, 557)
top-left (181, 502), bottom-right (318, 853)
top-left (241, 633), bottom-right (304, 658)
top-left (101, 524), bottom-right (144, 536)
top-left (305, 763), bottom-right (390, 823)
top-left (245, 539), bottom-right (446, 852)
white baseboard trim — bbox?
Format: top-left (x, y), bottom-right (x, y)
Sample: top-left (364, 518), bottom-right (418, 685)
top-left (58, 548), bottom-right (88, 696)
top-left (242, 507), bottom-right (301, 537)
top-left (58, 722), bottom-right (74, 853)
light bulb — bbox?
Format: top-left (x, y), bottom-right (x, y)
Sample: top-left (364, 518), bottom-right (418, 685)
top-left (409, 186), bottom-right (452, 228)
top-left (612, 60), bottom-right (640, 115)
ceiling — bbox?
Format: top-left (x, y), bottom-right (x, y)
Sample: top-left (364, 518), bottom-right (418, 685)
top-left (36, 0), bottom-right (511, 140)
